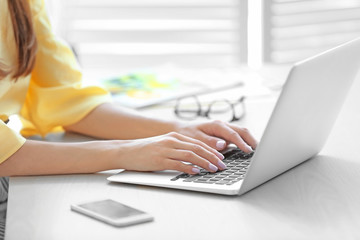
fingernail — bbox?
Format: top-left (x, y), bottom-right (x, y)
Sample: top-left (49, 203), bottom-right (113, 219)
top-left (216, 152), bottom-right (224, 160)
top-left (209, 163), bottom-right (218, 172)
top-left (192, 167), bottom-right (200, 174)
top-left (216, 140), bottom-right (226, 149)
top-left (218, 160), bottom-right (227, 170)
top-left (246, 145), bottom-right (253, 152)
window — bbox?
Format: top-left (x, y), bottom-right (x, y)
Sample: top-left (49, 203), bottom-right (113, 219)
top-left (263, 0), bottom-right (360, 63)
top-left (46, 0), bottom-right (360, 68)
top-left (49, 0), bottom-right (248, 71)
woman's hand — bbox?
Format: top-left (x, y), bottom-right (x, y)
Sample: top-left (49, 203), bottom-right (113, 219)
top-left (174, 120), bottom-right (258, 153)
top-left (113, 132), bottom-right (227, 175)
top-left (113, 119), bottom-right (257, 175)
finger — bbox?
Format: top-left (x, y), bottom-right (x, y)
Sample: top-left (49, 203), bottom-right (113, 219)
top-left (194, 131), bottom-right (228, 151)
top-left (211, 121), bottom-right (254, 153)
top-left (167, 136), bottom-right (226, 171)
top-left (167, 132), bottom-right (225, 163)
top-left (169, 148), bottom-right (222, 172)
top-left (226, 124), bottom-right (258, 150)
top-left (163, 159), bottom-right (201, 175)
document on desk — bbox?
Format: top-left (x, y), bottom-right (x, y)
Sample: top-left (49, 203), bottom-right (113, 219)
top-left (97, 67), bottom-right (271, 109)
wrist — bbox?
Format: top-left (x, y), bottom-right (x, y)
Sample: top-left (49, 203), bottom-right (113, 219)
top-left (148, 118), bottom-right (181, 135)
top-left (102, 140), bottom-right (131, 170)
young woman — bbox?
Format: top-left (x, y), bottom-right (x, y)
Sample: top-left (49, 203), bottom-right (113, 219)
top-left (0, 0), bottom-right (257, 238)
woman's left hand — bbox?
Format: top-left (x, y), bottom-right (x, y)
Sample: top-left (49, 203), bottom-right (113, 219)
top-left (174, 120), bottom-right (258, 153)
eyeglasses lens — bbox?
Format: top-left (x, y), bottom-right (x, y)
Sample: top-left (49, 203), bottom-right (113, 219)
top-left (233, 100), bottom-right (245, 120)
top-left (207, 100), bottom-right (234, 122)
top-left (176, 97), bottom-right (200, 120)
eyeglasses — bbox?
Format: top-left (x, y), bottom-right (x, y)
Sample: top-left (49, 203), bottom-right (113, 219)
top-left (174, 96), bottom-right (246, 122)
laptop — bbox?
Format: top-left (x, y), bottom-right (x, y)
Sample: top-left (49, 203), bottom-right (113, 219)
top-left (108, 38), bottom-right (360, 195)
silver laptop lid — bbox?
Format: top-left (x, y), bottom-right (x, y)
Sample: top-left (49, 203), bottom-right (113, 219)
top-left (239, 38), bottom-right (360, 195)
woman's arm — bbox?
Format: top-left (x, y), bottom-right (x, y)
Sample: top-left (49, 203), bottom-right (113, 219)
top-left (0, 140), bottom-right (117, 176)
top-left (0, 103), bottom-right (257, 177)
top-left (0, 102), bottom-right (258, 177)
top-left (64, 102), bottom-right (258, 152)
top-left (0, 133), bottom-right (226, 176)
top-left (63, 102), bottom-right (177, 140)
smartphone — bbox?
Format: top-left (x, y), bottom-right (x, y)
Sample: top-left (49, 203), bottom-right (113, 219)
top-left (71, 199), bottom-right (154, 227)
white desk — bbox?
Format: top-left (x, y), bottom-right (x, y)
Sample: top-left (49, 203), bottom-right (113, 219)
top-left (5, 68), bottom-right (360, 240)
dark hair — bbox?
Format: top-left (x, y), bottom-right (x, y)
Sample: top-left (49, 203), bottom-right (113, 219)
top-left (0, 0), bottom-right (37, 80)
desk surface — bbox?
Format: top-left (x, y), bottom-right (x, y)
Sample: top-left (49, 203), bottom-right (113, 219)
top-left (5, 68), bottom-right (360, 240)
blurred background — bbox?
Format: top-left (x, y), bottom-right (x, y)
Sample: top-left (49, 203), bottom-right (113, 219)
top-left (44, 0), bottom-right (360, 72)
top-left (10, 0), bottom-right (360, 134)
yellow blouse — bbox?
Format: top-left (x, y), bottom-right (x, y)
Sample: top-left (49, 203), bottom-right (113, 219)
top-left (0, 0), bottom-right (111, 163)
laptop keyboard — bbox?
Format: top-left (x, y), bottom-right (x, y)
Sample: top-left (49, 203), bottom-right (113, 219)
top-left (170, 148), bottom-right (254, 185)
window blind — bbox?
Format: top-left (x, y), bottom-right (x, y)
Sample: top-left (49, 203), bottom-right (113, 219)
top-left (54, 0), bottom-right (248, 70)
top-left (263, 0), bottom-right (360, 63)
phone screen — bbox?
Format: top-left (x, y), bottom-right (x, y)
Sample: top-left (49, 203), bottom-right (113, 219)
top-left (78, 199), bottom-right (146, 220)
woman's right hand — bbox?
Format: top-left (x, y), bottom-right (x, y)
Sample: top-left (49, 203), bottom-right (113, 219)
top-left (112, 132), bottom-right (226, 175)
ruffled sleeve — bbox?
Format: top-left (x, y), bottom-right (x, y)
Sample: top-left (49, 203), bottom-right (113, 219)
top-left (20, 0), bottom-right (111, 137)
top-left (0, 121), bottom-right (26, 164)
